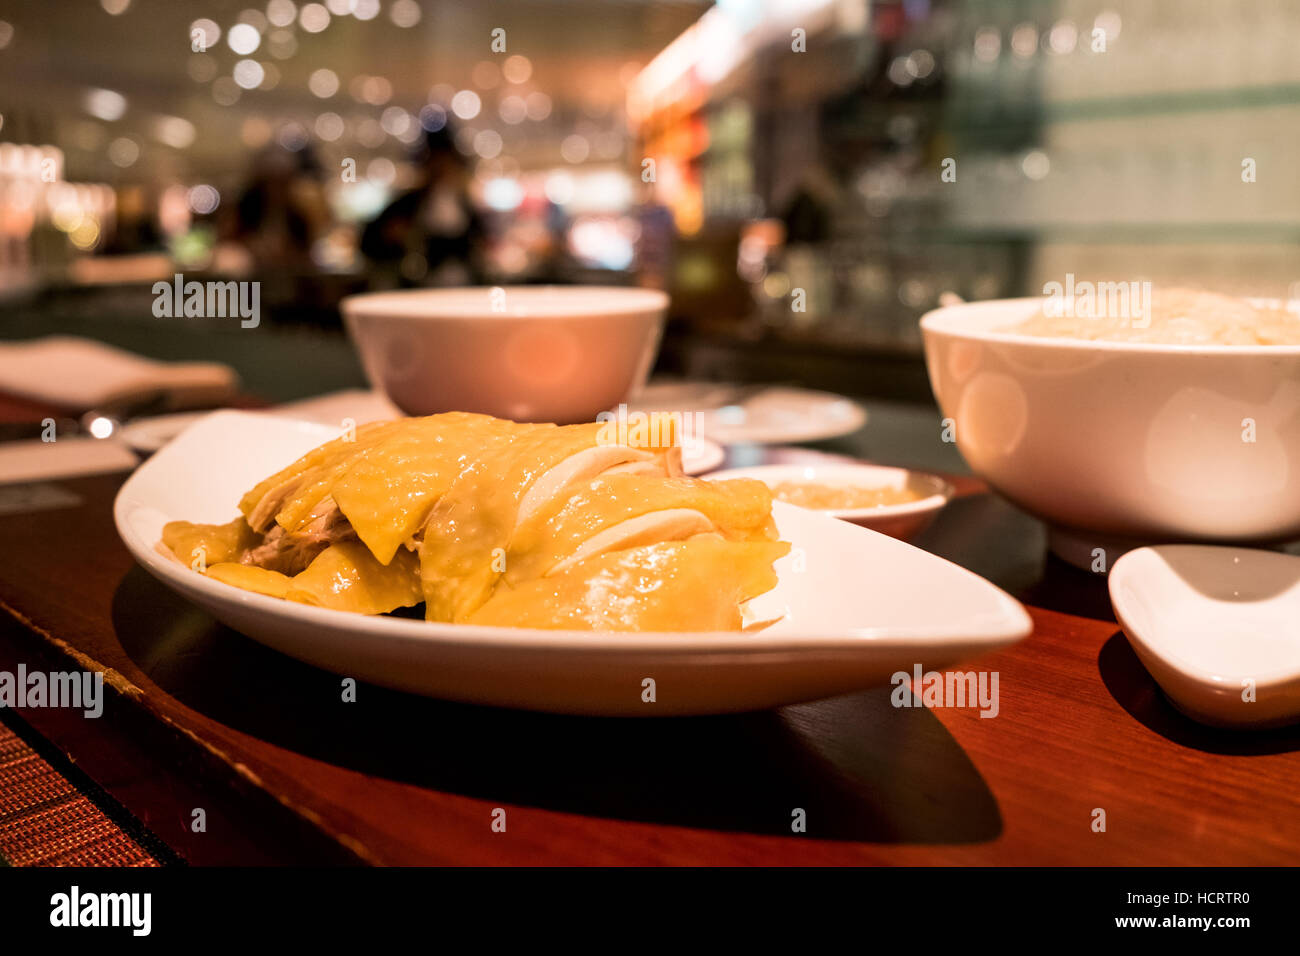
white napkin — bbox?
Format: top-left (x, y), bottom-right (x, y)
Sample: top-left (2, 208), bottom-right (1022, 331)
top-left (0, 435), bottom-right (138, 485)
top-left (0, 336), bottom-right (239, 412)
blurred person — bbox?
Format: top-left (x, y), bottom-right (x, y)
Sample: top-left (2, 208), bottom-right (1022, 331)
top-left (104, 185), bottom-right (162, 255)
top-left (226, 144), bottom-right (330, 272)
top-left (360, 125), bottom-right (485, 287)
top-left (632, 178), bottom-right (675, 289)
top-left (779, 163), bottom-right (837, 246)
top-left (775, 163), bottom-right (840, 329)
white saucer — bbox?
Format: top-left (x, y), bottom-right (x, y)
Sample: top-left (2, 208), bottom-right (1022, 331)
top-left (626, 383), bottom-right (866, 445)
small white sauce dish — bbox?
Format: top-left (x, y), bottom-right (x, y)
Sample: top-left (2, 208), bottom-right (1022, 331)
top-left (705, 462), bottom-right (953, 541)
top-left (1109, 544), bottom-right (1300, 728)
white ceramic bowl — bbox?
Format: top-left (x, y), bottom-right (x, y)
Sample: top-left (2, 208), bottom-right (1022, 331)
top-left (920, 297), bottom-right (1300, 565)
top-left (705, 463), bottom-right (953, 540)
top-left (342, 286), bottom-right (668, 424)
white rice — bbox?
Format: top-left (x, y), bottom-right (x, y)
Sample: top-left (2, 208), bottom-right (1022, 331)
top-left (1009, 288), bottom-right (1300, 345)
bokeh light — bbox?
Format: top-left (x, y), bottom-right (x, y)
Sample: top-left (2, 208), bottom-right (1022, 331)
top-left (389, 0), bottom-right (421, 28)
top-left (314, 111), bottom-right (344, 141)
top-left (309, 68), bottom-right (339, 97)
top-left (299, 3), bottom-right (329, 32)
top-left (107, 136), bottom-right (139, 167)
top-left (451, 90), bottom-right (481, 120)
top-left (227, 23), bottom-right (261, 56)
top-left (233, 60), bottom-right (266, 90)
top-left (502, 55), bottom-right (532, 84)
top-left (266, 0), bottom-right (297, 28)
top-left (187, 184), bottom-right (221, 214)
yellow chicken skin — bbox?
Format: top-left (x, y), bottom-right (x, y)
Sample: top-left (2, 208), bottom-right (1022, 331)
top-left (503, 473), bottom-right (780, 585)
top-left (162, 517), bottom-right (259, 567)
top-left (417, 421), bottom-right (645, 622)
top-left (285, 541), bottom-right (422, 614)
top-left (204, 563), bottom-right (293, 599)
top-left (467, 538), bottom-right (790, 631)
top-left (163, 412), bottom-right (788, 631)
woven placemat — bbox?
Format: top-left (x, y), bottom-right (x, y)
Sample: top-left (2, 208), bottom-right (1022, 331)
top-left (0, 713), bottom-right (169, 867)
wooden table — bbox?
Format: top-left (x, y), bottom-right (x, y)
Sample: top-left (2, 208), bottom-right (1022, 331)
top-left (1, 426), bottom-right (1298, 865)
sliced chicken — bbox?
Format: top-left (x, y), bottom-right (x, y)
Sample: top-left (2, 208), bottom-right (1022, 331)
top-left (546, 508), bottom-right (715, 576)
top-left (246, 475), bottom-right (302, 533)
top-left (241, 496), bottom-right (355, 575)
top-left (515, 444), bottom-right (654, 527)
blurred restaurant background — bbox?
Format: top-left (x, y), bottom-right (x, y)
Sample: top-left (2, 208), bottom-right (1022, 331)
top-left (1, 0), bottom-right (1298, 405)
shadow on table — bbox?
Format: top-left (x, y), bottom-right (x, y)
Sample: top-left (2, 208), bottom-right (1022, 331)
top-left (1014, 553), bottom-right (1117, 622)
top-left (916, 492), bottom-right (1116, 623)
top-left (1097, 632), bottom-right (1300, 755)
top-left (112, 566), bottom-right (1001, 845)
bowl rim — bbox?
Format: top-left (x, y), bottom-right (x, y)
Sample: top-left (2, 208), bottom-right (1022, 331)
top-left (341, 285), bottom-right (670, 320)
top-left (920, 295), bottom-right (1300, 356)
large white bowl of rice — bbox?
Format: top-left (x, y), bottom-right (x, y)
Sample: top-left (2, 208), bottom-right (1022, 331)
top-left (920, 289), bottom-right (1300, 567)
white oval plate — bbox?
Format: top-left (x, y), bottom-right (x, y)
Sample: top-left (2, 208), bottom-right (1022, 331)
top-left (1110, 545), bottom-right (1300, 728)
top-left (705, 463), bottom-right (954, 540)
top-left (114, 411), bottom-right (1032, 716)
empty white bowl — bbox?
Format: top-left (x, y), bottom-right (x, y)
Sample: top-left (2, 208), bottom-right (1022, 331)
top-left (920, 297), bottom-right (1300, 567)
top-left (705, 463), bottom-right (953, 540)
top-left (342, 286), bottom-right (668, 424)
top-left (1110, 545), bottom-right (1300, 728)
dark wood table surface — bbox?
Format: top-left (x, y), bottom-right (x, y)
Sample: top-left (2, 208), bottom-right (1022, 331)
top-left (2, 397), bottom-right (1299, 865)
